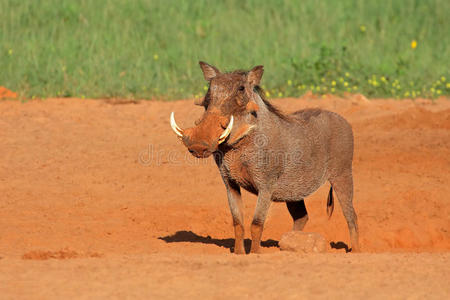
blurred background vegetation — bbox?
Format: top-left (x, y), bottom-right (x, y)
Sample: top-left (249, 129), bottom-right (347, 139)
top-left (0, 0), bottom-right (449, 100)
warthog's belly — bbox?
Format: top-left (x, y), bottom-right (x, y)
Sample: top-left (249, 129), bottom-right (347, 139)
top-left (270, 154), bottom-right (329, 201)
top-left (224, 153), bottom-right (327, 200)
top-left (271, 174), bottom-right (327, 201)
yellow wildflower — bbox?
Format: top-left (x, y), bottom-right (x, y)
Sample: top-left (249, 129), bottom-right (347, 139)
top-left (153, 54), bottom-right (159, 60)
top-left (343, 82), bottom-right (348, 87)
top-left (287, 80), bottom-right (292, 86)
top-left (203, 86), bottom-right (208, 91)
top-left (278, 92), bottom-right (283, 97)
top-left (265, 91), bottom-right (270, 97)
top-left (441, 76), bottom-right (446, 82)
top-left (331, 88), bottom-right (335, 93)
top-left (8, 49), bottom-right (13, 55)
top-left (437, 90), bottom-right (442, 95)
top-left (446, 83), bottom-right (450, 89)
top-left (360, 25), bottom-right (366, 32)
top-left (331, 81), bottom-right (336, 86)
top-left (411, 40), bottom-right (417, 49)
top-left (345, 72), bottom-right (350, 77)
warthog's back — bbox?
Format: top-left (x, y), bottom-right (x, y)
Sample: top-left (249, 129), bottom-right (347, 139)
top-left (270, 108), bottom-right (354, 200)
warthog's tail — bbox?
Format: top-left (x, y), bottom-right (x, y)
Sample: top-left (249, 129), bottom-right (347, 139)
top-left (327, 186), bottom-right (334, 219)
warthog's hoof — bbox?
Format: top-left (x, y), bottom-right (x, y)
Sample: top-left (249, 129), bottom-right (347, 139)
top-left (279, 231), bottom-right (327, 253)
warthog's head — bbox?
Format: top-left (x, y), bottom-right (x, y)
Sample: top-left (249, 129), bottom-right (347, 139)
top-left (170, 62), bottom-right (264, 158)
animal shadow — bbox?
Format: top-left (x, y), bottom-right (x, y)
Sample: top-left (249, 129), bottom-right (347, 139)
top-left (158, 230), bottom-right (279, 254)
top-left (330, 241), bottom-right (350, 253)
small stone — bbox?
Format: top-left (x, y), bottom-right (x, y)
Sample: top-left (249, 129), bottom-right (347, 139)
top-left (279, 231), bottom-right (327, 253)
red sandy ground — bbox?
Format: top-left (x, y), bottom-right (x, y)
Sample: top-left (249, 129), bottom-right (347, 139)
top-left (0, 95), bottom-right (449, 298)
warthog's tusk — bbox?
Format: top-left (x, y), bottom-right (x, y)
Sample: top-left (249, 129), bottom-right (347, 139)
top-left (170, 112), bottom-right (184, 137)
top-left (218, 115), bottom-right (234, 144)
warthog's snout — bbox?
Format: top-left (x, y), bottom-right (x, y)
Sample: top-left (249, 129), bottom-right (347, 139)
top-left (170, 112), bottom-right (233, 158)
top-left (182, 136), bottom-right (214, 158)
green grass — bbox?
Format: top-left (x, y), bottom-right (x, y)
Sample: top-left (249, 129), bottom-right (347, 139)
top-left (1, 0), bottom-right (449, 100)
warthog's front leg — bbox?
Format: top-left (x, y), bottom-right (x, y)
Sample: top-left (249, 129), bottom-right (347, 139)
top-left (224, 180), bottom-right (245, 254)
top-left (250, 191), bottom-right (272, 254)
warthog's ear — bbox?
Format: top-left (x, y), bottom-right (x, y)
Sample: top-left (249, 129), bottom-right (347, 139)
top-left (199, 61), bottom-right (220, 81)
top-left (247, 65), bottom-right (264, 86)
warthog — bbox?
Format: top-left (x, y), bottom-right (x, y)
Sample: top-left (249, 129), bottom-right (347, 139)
top-left (170, 62), bottom-right (359, 254)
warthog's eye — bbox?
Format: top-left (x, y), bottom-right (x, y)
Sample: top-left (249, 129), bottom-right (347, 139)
top-left (238, 86), bottom-right (245, 91)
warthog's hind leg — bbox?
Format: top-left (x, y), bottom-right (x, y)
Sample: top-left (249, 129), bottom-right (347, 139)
top-left (329, 173), bottom-right (360, 252)
top-left (286, 200), bottom-right (309, 231)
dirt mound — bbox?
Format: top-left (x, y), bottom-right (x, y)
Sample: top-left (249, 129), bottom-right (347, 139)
top-left (22, 249), bottom-right (103, 260)
top-left (0, 86), bottom-right (17, 99)
top-left (369, 106), bottom-right (450, 130)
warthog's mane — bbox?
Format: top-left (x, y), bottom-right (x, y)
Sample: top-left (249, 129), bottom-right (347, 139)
top-left (253, 85), bottom-right (290, 121)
